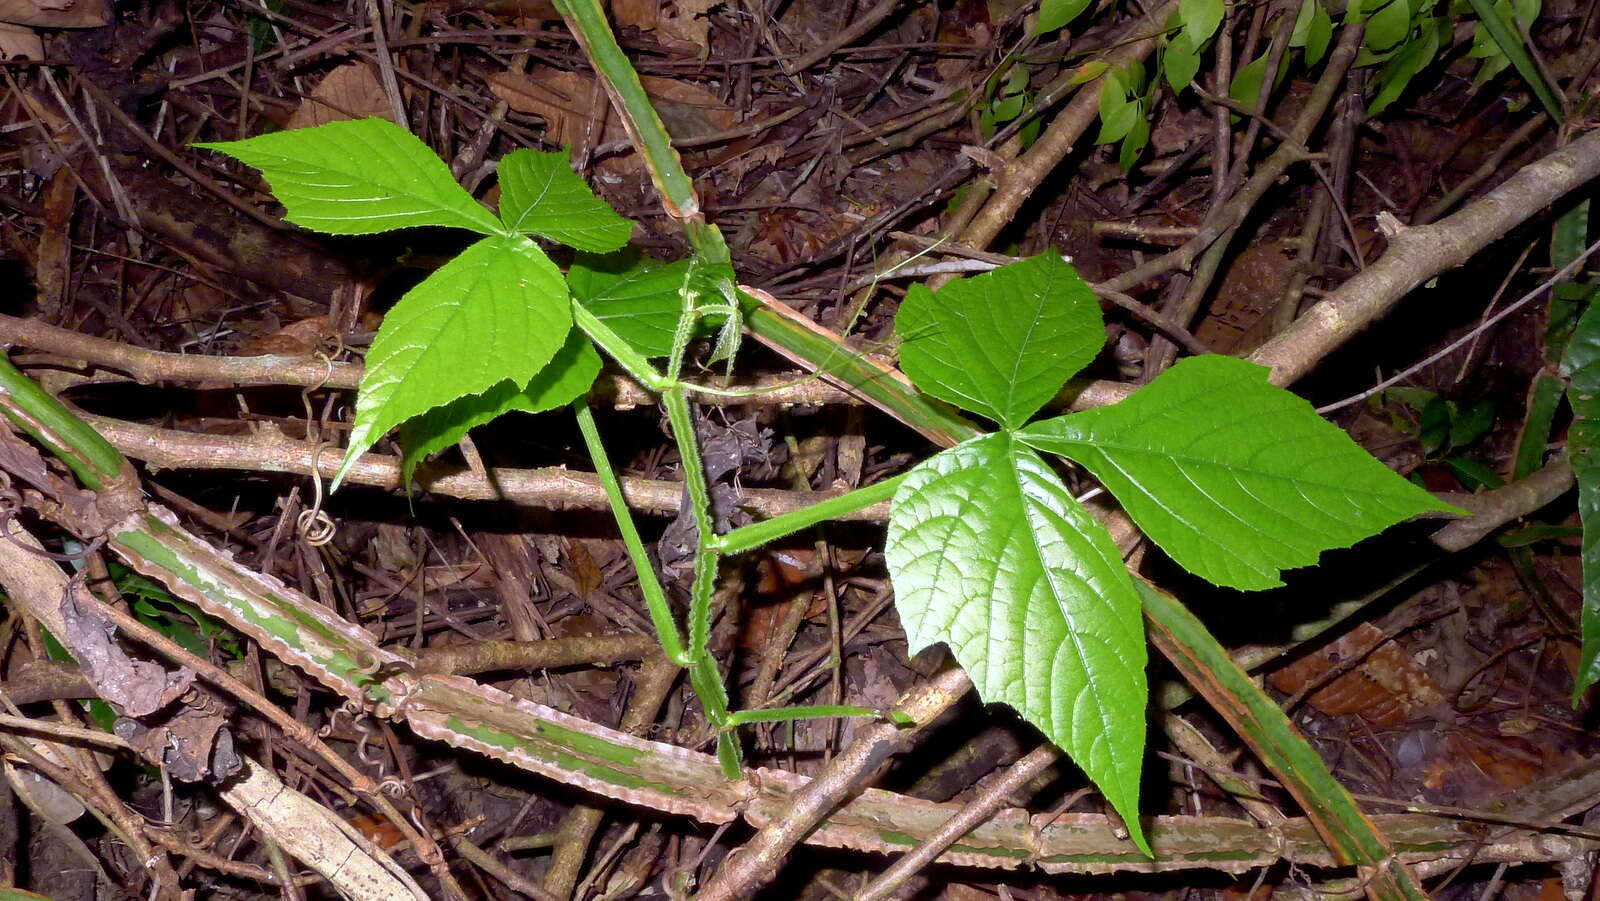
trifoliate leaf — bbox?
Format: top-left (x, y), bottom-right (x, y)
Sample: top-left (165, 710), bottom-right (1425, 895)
top-left (896, 254), bottom-right (1102, 430)
top-left (497, 149), bottom-right (634, 252)
top-left (196, 118), bottom-right (502, 236)
top-left (398, 329), bottom-right (602, 487)
top-left (1017, 355), bottom-right (1460, 590)
top-left (333, 235), bottom-right (570, 489)
top-left (886, 432), bottom-right (1149, 854)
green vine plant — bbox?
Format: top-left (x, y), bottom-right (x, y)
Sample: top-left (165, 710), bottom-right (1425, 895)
top-left (198, 117), bottom-right (1457, 855)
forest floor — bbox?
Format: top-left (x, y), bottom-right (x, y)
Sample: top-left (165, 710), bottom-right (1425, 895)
top-left (2, 0), bottom-right (1599, 898)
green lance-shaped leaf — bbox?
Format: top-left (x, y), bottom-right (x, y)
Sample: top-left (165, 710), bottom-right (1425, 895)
top-left (1018, 355), bottom-right (1459, 591)
top-left (497, 148), bottom-right (634, 252)
top-left (1562, 302), bottom-right (1600, 702)
top-left (333, 235), bottom-right (571, 490)
top-left (896, 254), bottom-right (1102, 430)
top-left (398, 329), bottom-right (602, 487)
top-left (886, 432), bottom-right (1150, 854)
top-left (196, 118), bottom-right (502, 237)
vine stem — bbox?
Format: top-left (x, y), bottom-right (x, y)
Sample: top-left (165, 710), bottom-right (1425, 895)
top-left (571, 399), bottom-right (689, 666)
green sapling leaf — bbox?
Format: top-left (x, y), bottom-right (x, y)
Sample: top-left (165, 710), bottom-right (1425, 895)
top-left (568, 252), bottom-right (723, 358)
top-left (1364, 0), bottom-right (1412, 51)
top-left (195, 118), bottom-right (503, 236)
top-left (1179, 0), bottom-right (1224, 52)
top-left (397, 329), bottom-right (602, 487)
top-left (1036, 0), bottom-right (1093, 33)
top-left (1017, 355), bottom-right (1463, 590)
top-left (886, 432), bottom-right (1150, 854)
top-left (1164, 38), bottom-right (1203, 93)
top-left (896, 253), bottom-right (1101, 430)
top-left (332, 235), bottom-right (571, 490)
top-left (497, 148), bottom-right (634, 252)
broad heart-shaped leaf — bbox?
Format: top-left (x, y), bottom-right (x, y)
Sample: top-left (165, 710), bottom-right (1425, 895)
top-left (1561, 302), bottom-right (1600, 702)
top-left (497, 149), bottom-right (633, 252)
top-left (568, 251), bottom-right (724, 358)
top-left (885, 432), bottom-right (1149, 854)
top-left (397, 329), bottom-right (601, 488)
top-left (332, 235), bottom-right (570, 490)
top-left (896, 254), bottom-right (1102, 430)
top-left (196, 118), bottom-right (502, 236)
top-left (1018, 355), bottom-right (1459, 590)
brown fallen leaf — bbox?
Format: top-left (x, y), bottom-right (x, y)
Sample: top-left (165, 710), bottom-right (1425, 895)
top-left (287, 62), bottom-right (397, 130)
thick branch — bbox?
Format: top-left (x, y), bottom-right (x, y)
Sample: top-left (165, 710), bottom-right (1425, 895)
top-left (1250, 129), bottom-right (1600, 385)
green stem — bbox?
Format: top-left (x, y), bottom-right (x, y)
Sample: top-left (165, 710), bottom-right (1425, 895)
top-left (724, 705), bottom-right (886, 727)
top-left (550, 0), bottom-right (698, 217)
top-left (708, 475), bottom-right (904, 555)
top-left (571, 399), bottom-right (690, 666)
top-left (0, 353), bottom-right (125, 491)
top-left (573, 304), bottom-right (667, 392)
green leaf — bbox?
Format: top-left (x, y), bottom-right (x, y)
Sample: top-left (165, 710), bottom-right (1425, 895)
top-left (1364, 0), bottom-right (1412, 51)
top-left (1304, 1), bottom-right (1333, 63)
top-left (1180, 0), bottom-right (1224, 52)
top-left (1164, 38), bottom-right (1203, 93)
top-left (1462, 0), bottom-right (1563, 122)
top-left (1449, 398), bottom-right (1495, 448)
top-left (1290, 0), bottom-right (1318, 45)
top-left (1095, 79), bottom-right (1138, 144)
top-left (1118, 113), bottom-right (1150, 171)
top-left (1560, 302), bottom-right (1600, 702)
top-left (1498, 523), bottom-right (1582, 547)
top-left (195, 118), bottom-right (502, 236)
top-left (568, 251), bottom-right (722, 358)
top-left (398, 329), bottom-right (602, 486)
top-left (1441, 456), bottom-right (1503, 491)
top-left (497, 148), bottom-right (634, 252)
top-left (333, 235), bottom-right (570, 489)
top-left (991, 90), bottom-right (1028, 123)
top-left (1367, 16), bottom-right (1440, 114)
top-left (1017, 355), bottom-right (1460, 590)
top-left (885, 432), bottom-right (1149, 853)
top-left (1037, 0), bottom-right (1093, 33)
top-left (896, 254), bottom-right (1103, 430)
top-left (1419, 395), bottom-right (1451, 453)
top-left (1228, 53), bottom-right (1280, 113)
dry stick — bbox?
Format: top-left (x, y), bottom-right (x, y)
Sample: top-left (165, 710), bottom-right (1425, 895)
top-left (77, 414), bottom-right (893, 522)
top-left (1098, 18), bottom-right (1362, 304)
top-left (452, 837), bottom-right (564, 901)
top-left (854, 744), bottom-right (1059, 901)
top-left (785, 0), bottom-right (910, 74)
top-left (1250, 127), bottom-right (1600, 386)
top-left (695, 664), bottom-right (972, 901)
top-left (32, 559), bottom-right (466, 900)
top-left (0, 312), bottom-right (855, 406)
top-left (410, 632), bottom-right (659, 676)
top-left (1415, 112), bottom-right (1551, 226)
top-left (956, 2), bottom-right (1176, 251)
